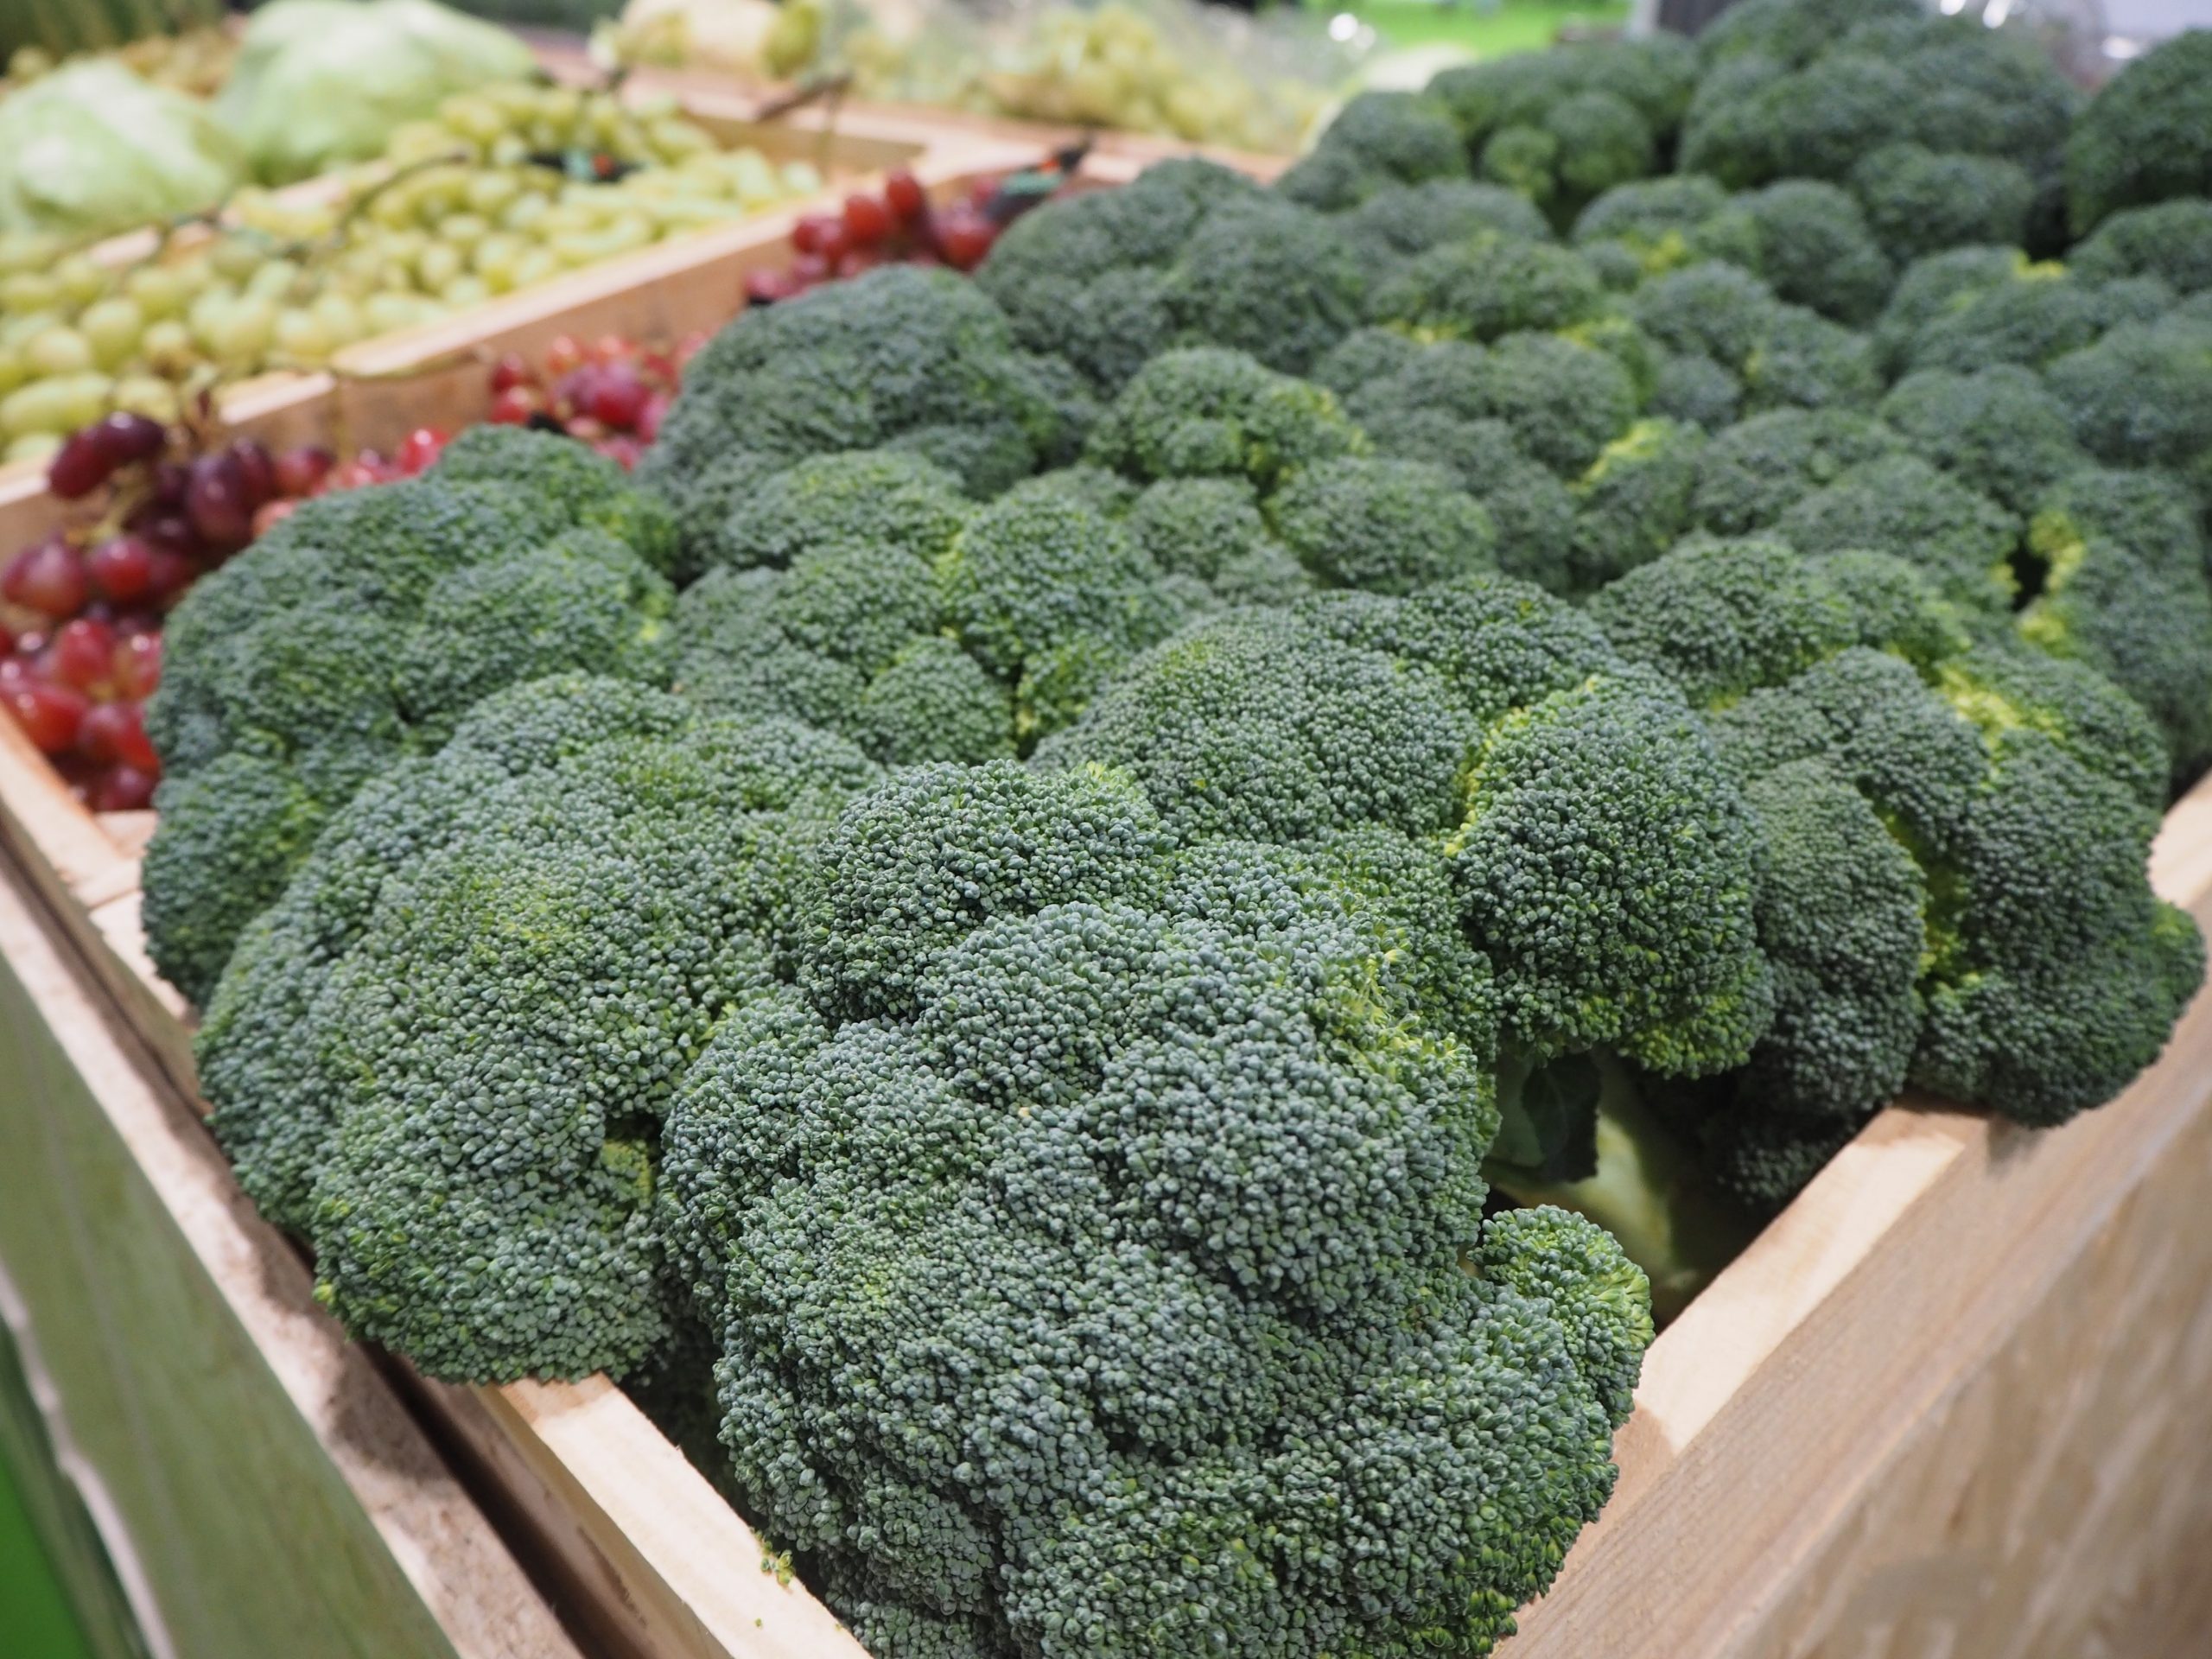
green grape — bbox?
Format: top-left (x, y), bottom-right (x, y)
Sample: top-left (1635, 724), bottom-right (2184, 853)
top-left (209, 237), bottom-right (264, 285)
top-left (142, 318), bottom-right (197, 372)
top-left (465, 171), bottom-right (521, 218)
top-left (111, 376), bottom-right (180, 423)
top-left (209, 296), bottom-right (277, 368)
top-left (273, 307), bottom-right (334, 365)
top-left (78, 297), bottom-right (143, 371)
top-left (23, 327), bottom-right (92, 378)
top-left (124, 264), bottom-right (193, 321)
top-left (310, 292), bottom-right (365, 347)
top-left (53, 256), bottom-right (107, 310)
top-left (509, 246), bottom-right (563, 289)
top-left (5, 433), bottom-right (60, 464)
top-left (1, 273), bottom-right (60, 315)
top-left (470, 232), bottom-right (525, 291)
top-left (440, 275), bottom-right (491, 309)
top-left (415, 241), bottom-right (465, 292)
top-left (437, 213), bottom-right (491, 250)
top-left (1, 372), bottom-right (111, 439)
top-left (245, 259), bottom-right (303, 304)
top-left (0, 346), bottom-right (24, 398)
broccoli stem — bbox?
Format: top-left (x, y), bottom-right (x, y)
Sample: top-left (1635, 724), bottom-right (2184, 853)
top-left (1486, 1052), bottom-right (1758, 1325)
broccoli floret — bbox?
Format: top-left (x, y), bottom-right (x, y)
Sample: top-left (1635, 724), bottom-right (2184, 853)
top-left (1267, 455), bottom-right (1498, 594)
top-left (661, 759), bottom-right (1652, 1657)
top-left (1697, 0), bottom-right (1921, 68)
top-left (193, 674), bottom-right (882, 1381)
top-left (1680, 52), bottom-right (1905, 189)
top-left (1877, 365), bottom-right (2090, 514)
top-left (1340, 179), bottom-right (1555, 265)
top-left (1082, 346), bottom-right (1366, 492)
top-left (1563, 417), bottom-right (1707, 594)
top-left (644, 266), bottom-right (1084, 546)
top-left (1874, 248), bottom-right (2165, 378)
top-left (1689, 407), bottom-right (1906, 536)
top-left (1851, 143), bottom-right (2036, 264)
top-left (1738, 180), bottom-right (1894, 325)
top-left (2017, 467), bottom-right (2212, 780)
top-left (2065, 29), bottom-right (2212, 234)
top-left (1770, 453), bottom-right (2020, 617)
top-left (2044, 315), bottom-right (2212, 499)
top-left (433, 424), bottom-right (680, 576)
top-left (1573, 175), bottom-right (1761, 281)
top-left (1592, 535), bottom-right (2200, 1206)
top-left (976, 159), bottom-right (1363, 396)
top-left (674, 480), bottom-right (1196, 763)
top-left (2070, 199), bottom-right (2212, 297)
top-left (142, 436), bottom-right (677, 1004)
top-left (1274, 90), bottom-right (1467, 211)
top-left (705, 448), bottom-right (972, 575)
top-left (1648, 348), bottom-right (1745, 429)
top-left (1365, 234), bottom-right (1609, 343)
top-left (1630, 262), bottom-right (1878, 416)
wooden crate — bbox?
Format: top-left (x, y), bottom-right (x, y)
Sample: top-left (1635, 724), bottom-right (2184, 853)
top-left (2, 669), bottom-right (2209, 1655)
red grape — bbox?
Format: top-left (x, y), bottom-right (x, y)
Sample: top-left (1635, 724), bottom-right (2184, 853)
top-left (78, 700), bottom-right (157, 772)
top-left (745, 267), bottom-right (801, 306)
top-left (4, 537), bottom-right (89, 619)
top-left (185, 452), bottom-right (253, 553)
top-left (489, 385), bottom-right (542, 424)
top-left (111, 631), bottom-right (161, 700)
top-left (933, 208), bottom-right (995, 272)
top-left (143, 547), bottom-right (194, 608)
top-left (835, 249), bottom-right (885, 280)
top-left (884, 169), bottom-right (926, 225)
top-left (92, 764), bottom-right (157, 810)
top-left (395, 428), bottom-right (447, 474)
top-left (251, 499), bottom-right (297, 537)
top-left (231, 439), bottom-right (277, 509)
top-left (489, 353), bottom-right (536, 395)
top-left (586, 365), bottom-right (651, 429)
top-left (590, 334), bottom-right (632, 366)
top-left (0, 622), bottom-right (10, 658)
top-left (543, 334), bottom-right (587, 378)
top-left (149, 460), bottom-right (190, 505)
top-left (273, 445), bottom-right (334, 499)
top-left (843, 193), bottom-right (893, 248)
top-left (792, 213), bottom-right (849, 264)
top-left (7, 681), bottom-right (86, 754)
top-left (790, 251), bottom-right (833, 287)
top-left (637, 391), bottom-right (672, 444)
top-left (48, 412), bottom-right (166, 499)
top-left (675, 332), bottom-right (709, 367)
top-left (46, 618), bottom-right (115, 691)
top-left (86, 535), bottom-right (156, 604)
top-left (598, 435), bottom-right (643, 471)
top-left (325, 458), bottom-right (383, 493)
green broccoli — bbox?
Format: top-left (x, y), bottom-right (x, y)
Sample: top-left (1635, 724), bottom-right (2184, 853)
top-left (1119, 475), bottom-right (1311, 604)
top-left (1850, 144), bottom-right (2036, 264)
top-left (194, 674), bottom-right (883, 1381)
top-left (975, 158), bottom-right (1364, 395)
top-left (1873, 247), bottom-right (2171, 378)
top-left (1274, 89), bottom-right (1467, 211)
top-left (1266, 454), bottom-right (1498, 594)
top-left (1082, 345), bottom-right (1367, 492)
top-left (1339, 178), bottom-right (1554, 266)
top-left (673, 475), bottom-right (1198, 762)
top-left (662, 759), bottom-right (1653, 1658)
top-left (2017, 467), bottom-right (2212, 781)
top-left (1573, 175), bottom-right (1761, 282)
top-left (1770, 453), bottom-right (2021, 617)
top-left (1590, 537), bottom-right (2200, 1206)
top-left (2044, 314), bottom-right (2212, 499)
top-left (142, 429), bottom-right (676, 1004)
top-left (1737, 180), bottom-right (1894, 325)
top-left (2065, 29), bottom-right (2212, 234)
top-left (2069, 199), bottom-right (2212, 298)
top-left (1696, 0), bottom-right (1920, 68)
top-left (1365, 233), bottom-right (1610, 343)
top-left (1630, 262), bottom-right (1879, 417)
top-left (1877, 365), bottom-right (2091, 515)
top-left (1563, 417), bottom-right (1707, 594)
top-left (1688, 407), bottom-right (1905, 536)
top-left (638, 266), bottom-right (1087, 551)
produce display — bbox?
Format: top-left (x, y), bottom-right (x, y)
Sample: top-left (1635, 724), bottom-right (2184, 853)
top-left (0, 80), bottom-right (821, 464)
top-left (3, 24), bottom-right (237, 97)
top-left (0, 2), bottom-right (2190, 1655)
top-left (213, 0), bottom-right (538, 185)
top-left (599, 0), bottom-right (1344, 154)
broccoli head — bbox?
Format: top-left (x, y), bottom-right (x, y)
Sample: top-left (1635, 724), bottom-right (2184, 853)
top-left (1877, 365), bottom-right (2090, 515)
top-left (143, 429), bottom-right (676, 1004)
top-left (975, 159), bottom-right (1363, 396)
top-left (1274, 90), bottom-right (1466, 212)
top-left (1082, 345), bottom-right (1367, 492)
top-left (662, 760), bottom-right (1653, 1658)
top-left (2065, 29), bottom-right (2212, 235)
top-left (1561, 417), bottom-right (1707, 594)
top-left (2070, 199), bottom-right (2212, 298)
top-left (1339, 179), bottom-right (1554, 267)
top-left (1592, 536), bottom-right (2201, 1206)
top-left (1873, 247), bottom-right (2169, 378)
top-left (1365, 233), bottom-right (1609, 343)
top-left (1770, 453), bottom-right (2021, 618)
top-left (2044, 314), bottom-right (2212, 499)
top-left (639, 266), bottom-right (1087, 555)
top-left (1266, 454), bottom-right (1499, 594)
top-left (1688, 407), bottom-right (1906, 537)
top-left (194, 674), bottom-right (883, 1381)
top-left (1630, 261), bottom-right (1878, 417)
top-left (1850, 144), bottom-right (2036, 265)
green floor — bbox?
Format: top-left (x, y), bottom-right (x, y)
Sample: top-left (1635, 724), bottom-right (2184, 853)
top-left (0, 1442), bottom-right (95, 1659)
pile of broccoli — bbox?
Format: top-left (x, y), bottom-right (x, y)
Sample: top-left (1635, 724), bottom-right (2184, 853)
top-left (133, 17), bottom-right (2212, 1658)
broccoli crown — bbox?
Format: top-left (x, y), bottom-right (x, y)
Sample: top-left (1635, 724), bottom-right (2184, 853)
top-left (976, 160), bottom-right (1363, 396)
top-left (706, 448), bottom-right (974, 575)
top-left (1697, 0), bottom-right (1921, 69)
top-left (193, 674), bottom-right (882, 1382)
top-left (640, 266), bottom-right (1086, 545)
top-left (1573, 175), bottom-right (1760, 282)
top-left (2070, 199), bottom-right (2212, 297)
top-left (1770, 453), bottom-right (2021, 616)
top-left (1850, 144), bottom-right (2036, 265)
top-left (674, 471), bottom-right (1202, 763)
top-left (1266, 454), bottom-right (1499, 594)
top-left (1563, 417), bottom-right (1707, 594)
top-left (1274, 90), bottom-right (1467, 211)
top-left (1876, 365), bottom-right (2089, 515)
top-left (1629, 261), bottom-right (1879, 418)
top-left (1340, 179), bottom-right (1555, 267)
top-left (1120, 476), bottom-right (1313, 605)
top-left (1737, 180), bottom-right (1895, 325)
top-left (661, 760), bottom-right (1652, 1659)
top-left (2065, 30), bottom-right (2212, 234)
top-left (1365, 234), bottom-right (1609, 343)
top-left (1082, 346), bottom-right (1367, 492)
top-left (1045, 585), bottom-right (1772, 1079)
top-left (142, 431), bottom-right (676, 1004)
top-left (1874, 248), bottom-right (2165, 378)
top-left (1591, 535), bottom-right (2201, 1204)
top-left (2044, 315), bottom-right (2212, 496)
top-left (1688, 407), bottom-right (1905, 536)
top-left (2017, 467), bottom-right (2212, 780)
